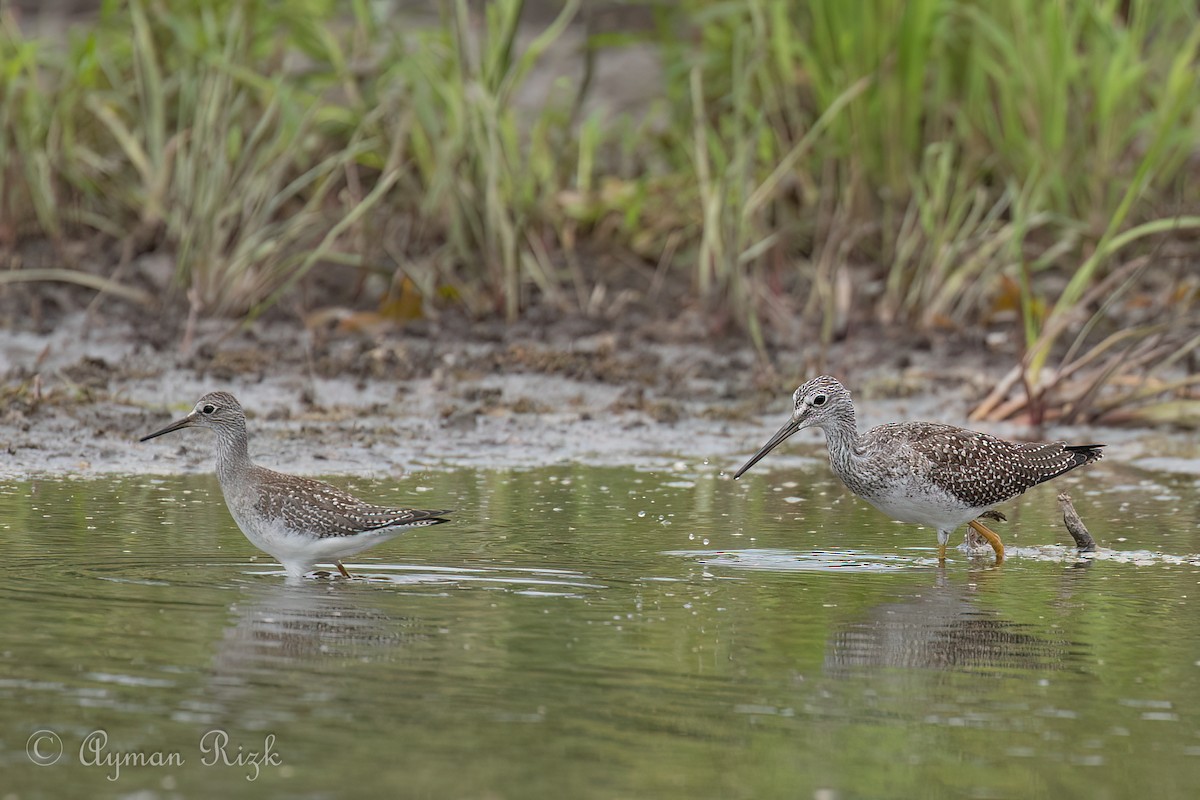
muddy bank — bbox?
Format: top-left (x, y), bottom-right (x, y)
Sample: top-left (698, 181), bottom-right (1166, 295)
top-left (2, 309), bottom-right (1192, 481)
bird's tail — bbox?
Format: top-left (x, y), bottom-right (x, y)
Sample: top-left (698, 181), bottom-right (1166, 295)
top-left (1065, 444), bottom-right (1104, 467)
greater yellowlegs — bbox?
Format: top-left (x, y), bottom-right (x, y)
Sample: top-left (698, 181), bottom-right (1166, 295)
top-left (140, 391), bottom-right (451, 578)
top-left (734, 376), bottom-right (1103, 563)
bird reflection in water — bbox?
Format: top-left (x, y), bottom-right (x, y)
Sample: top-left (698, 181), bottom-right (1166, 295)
top-left (823, 571), bottom-right (1086, 674)
top-left (210, 583), bottom-right (431, 679)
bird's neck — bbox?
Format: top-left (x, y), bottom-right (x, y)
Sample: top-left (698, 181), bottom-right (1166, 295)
top-left (213, 425), bottom-right (253, 485)
top-left (818, 411), bottom-right (862, 478)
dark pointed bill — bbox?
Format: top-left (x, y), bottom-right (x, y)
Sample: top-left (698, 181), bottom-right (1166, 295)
top-left (733, 419), bottom-right (799, 479)
top-left (139, 415), bottom-right (195, 442)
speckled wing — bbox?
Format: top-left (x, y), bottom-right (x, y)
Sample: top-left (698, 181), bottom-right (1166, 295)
top-left (251, 468), bottom-right (451, 538)
top-left (890, 423), bottom-right (1103, 509)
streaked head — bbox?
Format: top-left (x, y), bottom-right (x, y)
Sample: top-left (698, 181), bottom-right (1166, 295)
top-left (733, 376), bottom-right (853, 479)
top-left (140, 391), bottom-right (245, 442)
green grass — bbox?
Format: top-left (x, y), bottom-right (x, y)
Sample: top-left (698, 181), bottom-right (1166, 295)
top-left (1, 0), bottom-right (1197, 421)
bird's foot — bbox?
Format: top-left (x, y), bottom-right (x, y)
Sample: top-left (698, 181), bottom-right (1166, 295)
top-left (968, 519), bottom-right (1005, 564)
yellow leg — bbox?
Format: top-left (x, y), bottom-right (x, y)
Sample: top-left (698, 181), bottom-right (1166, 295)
top-left (968, 519), bottom-right (1005, 563)
top-left (336, 561), bottom-right (352, 579)
top-left (937, 542), bottom-right (947, 562)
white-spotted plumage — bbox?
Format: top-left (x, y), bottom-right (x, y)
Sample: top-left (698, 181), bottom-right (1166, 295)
top-left (735, 376), bottom-right (1103, 562)
top-left (141, 391), bottom-right (450, 578)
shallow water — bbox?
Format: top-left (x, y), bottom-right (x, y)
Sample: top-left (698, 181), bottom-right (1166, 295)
top-left (3, 462), bottom-right (1200, 798)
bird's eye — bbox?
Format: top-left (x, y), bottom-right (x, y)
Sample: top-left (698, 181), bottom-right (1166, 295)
top-left (201, 404), bottom-right (216, 415)
top-left (812, 395), bottom-right (827, 407)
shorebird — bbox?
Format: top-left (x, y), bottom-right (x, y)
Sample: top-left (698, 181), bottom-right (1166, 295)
top-left (140, 391), bottom-right (450, 578)
top-left (734, 376), bottom-right (1103, 563)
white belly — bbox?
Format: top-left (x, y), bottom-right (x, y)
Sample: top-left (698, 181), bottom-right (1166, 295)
top-left (860, 483), bottom-right (986, 533)
top-left (227, 504), bottom-right (392, 577)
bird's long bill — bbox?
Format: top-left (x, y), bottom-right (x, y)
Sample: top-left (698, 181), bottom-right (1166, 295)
top-left (139, 414), bottom-right (195, 442)
top-left (733, 419), bottom-right (799, 479)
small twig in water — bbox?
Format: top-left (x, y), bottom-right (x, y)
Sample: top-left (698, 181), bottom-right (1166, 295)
top-left (1057, 492), bottom-right (1097, 552)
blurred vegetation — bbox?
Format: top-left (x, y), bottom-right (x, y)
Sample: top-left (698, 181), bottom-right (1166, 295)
top-left (1, 0), bottom-right (1197, 423)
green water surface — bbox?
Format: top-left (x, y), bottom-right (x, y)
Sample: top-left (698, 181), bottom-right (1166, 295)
top-left (2, 462), bottom-right (1199, 798)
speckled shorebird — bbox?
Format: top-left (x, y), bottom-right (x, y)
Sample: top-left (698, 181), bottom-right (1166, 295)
top-left (734, 376), bottom-right (1103, 563)
top-left (140, 391), bottom-right (450, 579)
